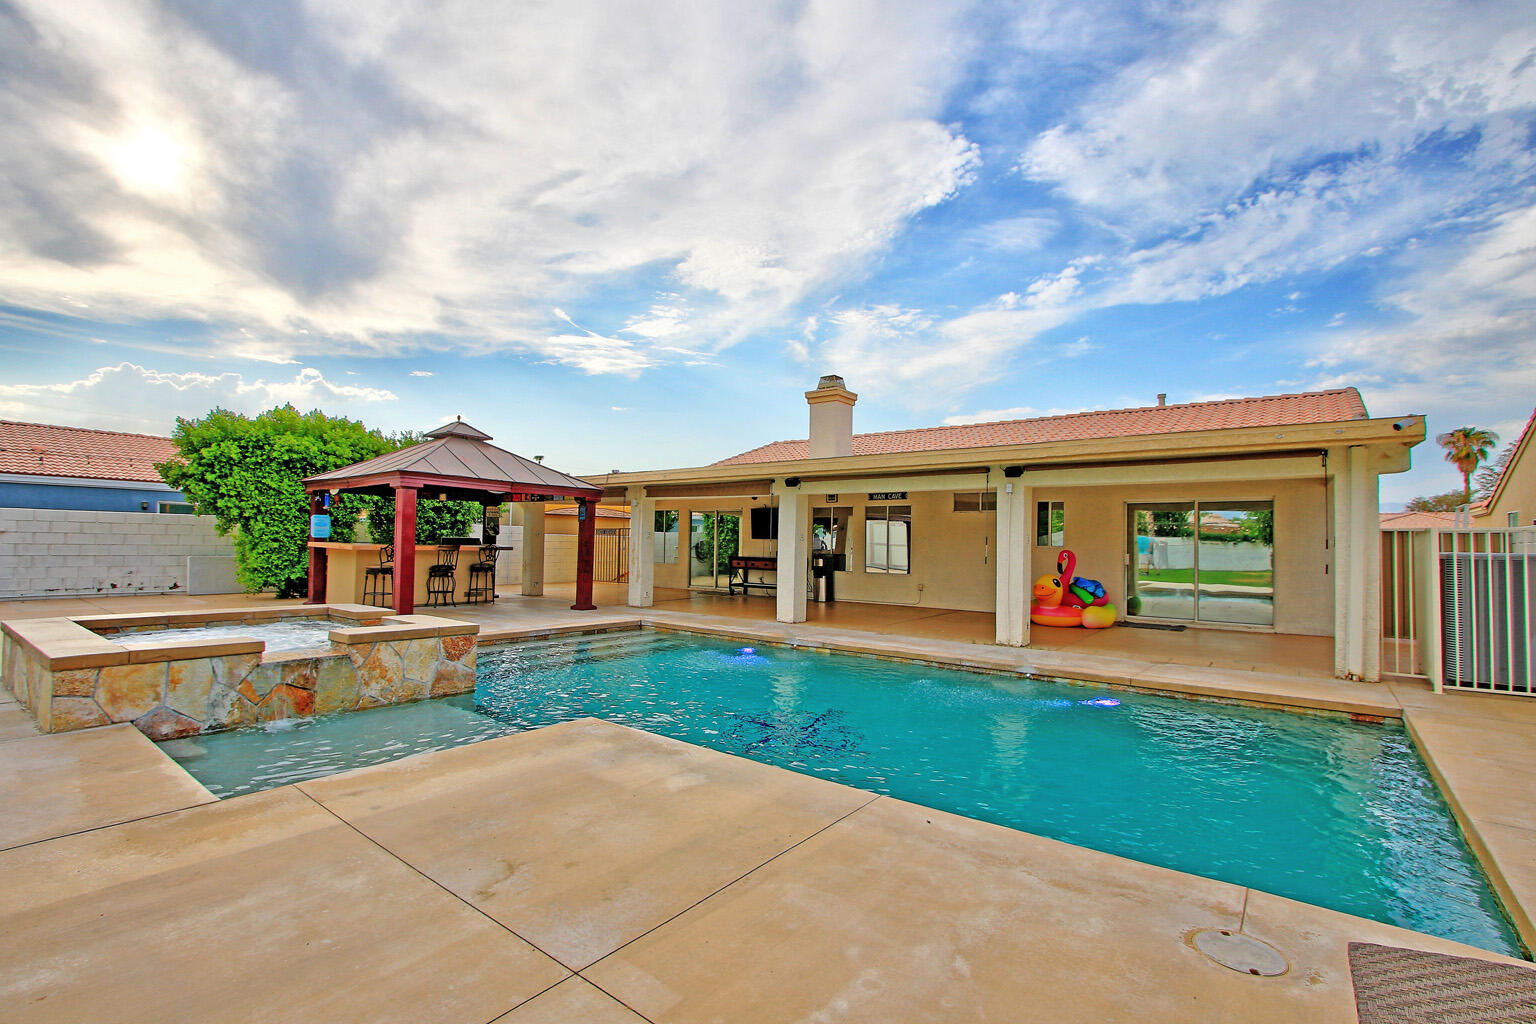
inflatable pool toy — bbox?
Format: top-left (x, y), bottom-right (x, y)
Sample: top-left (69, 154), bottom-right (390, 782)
top-left (1031, 549), bottom-right (1116, 629)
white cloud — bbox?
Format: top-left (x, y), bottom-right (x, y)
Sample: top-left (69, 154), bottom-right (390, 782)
top-left (408, 370), bottom-right (433, 377)
top-left (0, 363), bottom-right (395, 432)
top-left (0, 0), bottom-right (980, 374)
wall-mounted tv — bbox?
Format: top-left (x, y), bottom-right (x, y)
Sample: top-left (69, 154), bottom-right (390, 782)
top-left (750, 505), bottom-right (779, 540)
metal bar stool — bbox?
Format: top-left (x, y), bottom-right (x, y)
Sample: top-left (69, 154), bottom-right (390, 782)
top-left (363, 544), bottom-right (393, 607)
top-left (425, 543), bottom-right (461, 607)
top-left (466, 543), bottom-right (498, 603)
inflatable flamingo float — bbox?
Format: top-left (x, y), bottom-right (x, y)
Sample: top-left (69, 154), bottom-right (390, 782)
top-left (1031, 549), bottom-right (1116, 629)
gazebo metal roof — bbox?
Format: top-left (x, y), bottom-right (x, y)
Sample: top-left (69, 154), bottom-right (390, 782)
top-left (303, 418), bottom-right (601, 502)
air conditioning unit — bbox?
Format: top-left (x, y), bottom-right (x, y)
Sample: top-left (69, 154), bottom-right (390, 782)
top-left (1440, 551), bottom-right (1533, 691)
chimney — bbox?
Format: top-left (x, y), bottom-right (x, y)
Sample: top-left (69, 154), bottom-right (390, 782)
top-left (806, 375), bottom-right (858, 458)
top-left (1156, 393), bottom-right (1166, 407)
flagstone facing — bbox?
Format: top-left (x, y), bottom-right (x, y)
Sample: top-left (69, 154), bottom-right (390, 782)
top-left (0, 607), bottom-right (477, 740)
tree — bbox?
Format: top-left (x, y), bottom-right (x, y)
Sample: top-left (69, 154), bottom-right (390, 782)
top-left (1436, 426), bottom-right (1499, 503)
top-left (1473, 441), bottom-right (1515, 500)
top-left (158, 406), bottom-right (392, 597)
top-left (1405, 490), bottom-right (1472, 512)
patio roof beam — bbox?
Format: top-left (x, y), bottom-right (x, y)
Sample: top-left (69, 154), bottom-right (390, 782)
top-left (1019, 453), bottom-right (1326, 487)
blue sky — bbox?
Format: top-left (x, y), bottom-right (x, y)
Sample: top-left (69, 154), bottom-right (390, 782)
top-left (1, 0), bottom-right (1533, 506)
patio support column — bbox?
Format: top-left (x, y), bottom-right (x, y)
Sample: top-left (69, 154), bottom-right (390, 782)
top-left (520, 501), bottom-right (545, 596)
top-left (773, 481), bottom-right (810, 624)
top-left (572, 498), bottom-right (597, 610)
top-left (1332, 445), bottom-right (1380, 681)
top-left (305, 492), bottom-right (328, 605)
top-left (994, 479), bottom-right (1031, 646)
top-left (393, 485), bottom-right (418, 615)
top-left (627, 488), bottom-right (655, 608)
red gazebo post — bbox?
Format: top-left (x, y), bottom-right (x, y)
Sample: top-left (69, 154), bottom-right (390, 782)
top-left (393, 485), bottom-right (418, 615)
top-left (572, 496), bottom-right (597, 610)
top-left (306, 492), bottom-right (328, 604)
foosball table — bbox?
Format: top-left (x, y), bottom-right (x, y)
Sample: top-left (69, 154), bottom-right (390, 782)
top-left (727, 555), bottom-right (777, 595)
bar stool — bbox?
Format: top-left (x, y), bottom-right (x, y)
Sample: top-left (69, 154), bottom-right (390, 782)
top-left (466, 543), bottom-right (498, 603)
top-left (363, 544), bottom-right (393, 607)
top-left (426, 543), bottom-right (461, 607)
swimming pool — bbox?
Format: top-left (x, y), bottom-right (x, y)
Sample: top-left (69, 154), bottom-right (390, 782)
top-left (99, 618), bottom-right (340, 653)
top-left (163, 629), bottom-right (1523, 956)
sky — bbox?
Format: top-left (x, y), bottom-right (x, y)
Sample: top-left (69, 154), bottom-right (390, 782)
top-left (0, 0), bottom-right (1533, 507)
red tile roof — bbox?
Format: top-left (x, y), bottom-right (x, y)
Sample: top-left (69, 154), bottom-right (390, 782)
top-left (0, 421), bottom-right (178, 483)
top-left (1380, 510), bottom-right (1456, 530)
top-left (714, 388), bottom-right (1370, 465)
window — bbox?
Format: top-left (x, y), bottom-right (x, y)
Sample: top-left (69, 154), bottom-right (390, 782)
top-left (1036, 501), bottom-right (1065, 546)
top-left (157, 501), bottom-right (195, 515)
top-left (1511, 511), bottom-right (1521, 528)
top-left (953, 490), bottom-right (997, 512)
top-left (654, 510), bottom-right (679, 563)
top-left (864, 504), bottom-right (911, 574)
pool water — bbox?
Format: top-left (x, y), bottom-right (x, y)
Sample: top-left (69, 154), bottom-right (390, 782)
top-left (163, 629), bottom-right (1524, 956)
top-left (103, 619), bottom-right (340, 653)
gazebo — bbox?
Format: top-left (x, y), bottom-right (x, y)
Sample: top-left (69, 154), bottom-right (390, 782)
top-left (302, 419), bottom-right (604, 614)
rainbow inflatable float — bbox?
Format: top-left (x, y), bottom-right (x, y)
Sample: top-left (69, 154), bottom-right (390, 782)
top-left (1031, 549), bottom-right (1116, 629)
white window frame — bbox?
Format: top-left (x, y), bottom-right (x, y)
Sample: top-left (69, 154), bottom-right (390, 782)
top-left (865, 504), bottom-right (911, 574)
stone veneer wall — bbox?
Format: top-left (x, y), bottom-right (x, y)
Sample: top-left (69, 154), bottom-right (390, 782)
top-left (0, 507), bottom-right (236, 599)
top-left (2, 616), bottom-right (477, 741)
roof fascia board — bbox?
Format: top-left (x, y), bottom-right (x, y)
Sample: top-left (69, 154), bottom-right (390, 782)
top-left (0, 473), bottom-right (176, 491)
top-left (307, 470), bottom-right (600, 499)
top-left (598, 417), bottom-right (1421, 489)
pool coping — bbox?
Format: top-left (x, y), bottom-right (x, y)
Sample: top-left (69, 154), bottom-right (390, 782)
top-left (477, 620), bottom-right (1536, 954)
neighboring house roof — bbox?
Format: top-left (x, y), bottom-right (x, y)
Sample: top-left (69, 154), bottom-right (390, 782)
top-left (1380, 510), bottom-right (1456, 530)
top-left (713, 388), bottom-right (1370, 466)
top-left (1471, 407), bottom-right (1535, 518)
top-left (0, 420), bottom-right (177, 483)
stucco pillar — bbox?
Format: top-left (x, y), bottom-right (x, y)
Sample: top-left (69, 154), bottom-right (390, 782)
top-left (627, 488), bottom-right (655, 608)
top-left (519, 501), bottom-right (545, 597)
top-left (1332, 446), bottom-right (1379, 681)
top-left (773, 482), bottom-right (810, 624)
top-left (994, 479), bottom-right (1031, 646)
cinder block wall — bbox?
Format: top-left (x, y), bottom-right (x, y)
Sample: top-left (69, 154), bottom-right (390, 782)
top-left (0, 508), bottom-right (236, 600)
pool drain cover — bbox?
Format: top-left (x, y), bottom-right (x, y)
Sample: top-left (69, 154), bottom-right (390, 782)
top-left (1191, 929), bottom-right (1288, 977)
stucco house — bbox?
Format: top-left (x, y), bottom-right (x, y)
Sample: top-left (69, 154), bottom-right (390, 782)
top-left (1472, 407), bottom-right (1535, 528)
top-left (595, 377), bottom-right (1425, 681)
top-left (0, 420), bottom-right (188, 512)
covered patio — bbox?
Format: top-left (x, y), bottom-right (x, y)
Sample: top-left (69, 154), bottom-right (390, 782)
top-left (303, 419), bottom-right (603, 615)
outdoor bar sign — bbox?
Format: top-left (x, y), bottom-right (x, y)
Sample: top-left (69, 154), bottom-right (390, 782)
top-left (867, 491), bottom-right (908, 501)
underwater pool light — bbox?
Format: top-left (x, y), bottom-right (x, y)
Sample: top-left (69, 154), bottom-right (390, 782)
top-left (1082, 697), bottom-right (1121, 708)
top-left (739, 647), bottom-right (756, 655)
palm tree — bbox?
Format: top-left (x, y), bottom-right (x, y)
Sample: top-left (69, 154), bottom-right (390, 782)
top-left (1436, 426), bottom-right (1499, 504)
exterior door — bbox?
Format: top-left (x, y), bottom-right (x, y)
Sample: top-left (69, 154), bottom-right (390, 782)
top-left (688, 512), bottom-right (740, 590)
top-left (1127, 502), bottom-right (1274, 626)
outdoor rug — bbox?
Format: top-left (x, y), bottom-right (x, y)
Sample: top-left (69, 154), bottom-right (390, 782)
top-left (1349, 941), bottom-right (1536, 1023)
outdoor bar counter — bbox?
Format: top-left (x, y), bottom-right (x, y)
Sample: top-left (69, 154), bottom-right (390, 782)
top-left (309, 542), bottom-right (490, 608)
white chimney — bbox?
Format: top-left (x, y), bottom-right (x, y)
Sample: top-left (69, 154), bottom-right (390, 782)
top-left (806, 375), bottom-right (857, 458)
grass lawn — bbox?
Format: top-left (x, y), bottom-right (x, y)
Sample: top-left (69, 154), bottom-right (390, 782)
top-left (1137, 569), bottom-right (1273, 588)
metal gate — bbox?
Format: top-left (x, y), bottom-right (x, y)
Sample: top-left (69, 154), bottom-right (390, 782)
top-left (595, 528), bottom-right (630, 583)
top-left (1439, 525), bottom-right (1535, 694)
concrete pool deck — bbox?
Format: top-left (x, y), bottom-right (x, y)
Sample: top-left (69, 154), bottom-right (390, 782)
top-left (3, 589), bottom-right (1536, 1020)
top-left (2, 717), bottom-right (1532, 1023)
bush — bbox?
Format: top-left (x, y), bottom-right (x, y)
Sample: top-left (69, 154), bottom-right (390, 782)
top-left (157, 406), bottom-right (392, 597)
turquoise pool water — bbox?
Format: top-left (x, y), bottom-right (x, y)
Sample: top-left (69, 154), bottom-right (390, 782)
top-left (163, 629), bottom-right (1523, 956)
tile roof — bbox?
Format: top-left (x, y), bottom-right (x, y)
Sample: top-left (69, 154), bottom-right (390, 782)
top-left (0, 420), bottom-right (178, 483)
top-left (714, 388), bottom-right (1370, 465)
top-left (305, 433), bottom-right (600, 496)
top-left (1380, 510), bottom-right (1456, 530)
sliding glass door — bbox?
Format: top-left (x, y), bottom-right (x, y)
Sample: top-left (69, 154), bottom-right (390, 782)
top-left (689, 512), bottom-right (740, 590)
top-left (1127, 501), bottom-right (1274, 626)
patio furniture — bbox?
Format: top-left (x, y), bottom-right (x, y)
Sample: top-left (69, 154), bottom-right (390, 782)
top-left (466, 543), bottom-right (498, 604)
top-left (728, 555), bottom-right (777, 596)
top-left (426, 543), bottom-right (461, 607)
top-left (363, 544), bottom-right (393, 607)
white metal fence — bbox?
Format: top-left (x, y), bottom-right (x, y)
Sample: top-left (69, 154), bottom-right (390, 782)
top-left (1438, 525), bottom-right (1535, 695)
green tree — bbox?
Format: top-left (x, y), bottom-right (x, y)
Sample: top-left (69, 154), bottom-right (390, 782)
top-left (157, 406), bottom-right (391, 597)
top-left (1405, 490), bottom-right (1473, 513)
top-left (1436, 426), bottom-right (1499, 504)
